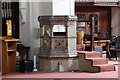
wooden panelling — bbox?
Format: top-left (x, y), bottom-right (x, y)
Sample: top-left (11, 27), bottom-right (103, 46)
top-left (75, 2), bottom-right (94, 7)
top-left (75, 6), bottom-right (111, 39)
top-left (11, 2), bottom-right (19, 39)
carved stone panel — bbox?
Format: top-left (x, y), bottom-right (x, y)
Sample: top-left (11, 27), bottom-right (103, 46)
top-left (53, 38), bottom-right (66, 51)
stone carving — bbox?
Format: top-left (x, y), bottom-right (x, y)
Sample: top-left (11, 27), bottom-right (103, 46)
top-left (54, 39), bottom-right (66, 50)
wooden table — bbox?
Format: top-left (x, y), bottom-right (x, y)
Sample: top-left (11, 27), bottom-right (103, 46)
top-left (0, 37), bottom-right (19, 75)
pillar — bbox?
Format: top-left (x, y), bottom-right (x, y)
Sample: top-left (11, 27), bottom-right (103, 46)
top-left (118, 2), bottom-right (120, 36)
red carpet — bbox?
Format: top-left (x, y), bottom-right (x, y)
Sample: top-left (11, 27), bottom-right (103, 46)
top-left (78, 51), bottom-right (115, 72)
top-left (77, 44), bottom-right (85, 51)
top-left (1, 60), bottom-right (118, 78)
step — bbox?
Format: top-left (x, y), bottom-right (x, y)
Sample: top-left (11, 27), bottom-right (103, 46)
top-left (78, 51), bottom-right (115, 72)
top-left (87, 58), bottom-right (108, 65)
top-left (77, 51), bottom-right (101, 58)
top-left (77, 44), bottom-right (85, 51)
top-left (94, 64), bottom-right (115, 72)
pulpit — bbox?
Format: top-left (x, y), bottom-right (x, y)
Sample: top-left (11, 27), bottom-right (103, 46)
top-left (38, 16), bottom-right (78, 71)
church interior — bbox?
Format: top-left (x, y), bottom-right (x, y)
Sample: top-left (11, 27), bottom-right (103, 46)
top-left (0, 0), bottom-right (120, 79)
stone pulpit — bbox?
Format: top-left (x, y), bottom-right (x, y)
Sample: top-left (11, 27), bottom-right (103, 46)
top-left (38, 16), bottom-right (78, 71)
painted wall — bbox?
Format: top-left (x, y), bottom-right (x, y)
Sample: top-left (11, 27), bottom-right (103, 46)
top-left (111, 7), bottom-right (119, 37)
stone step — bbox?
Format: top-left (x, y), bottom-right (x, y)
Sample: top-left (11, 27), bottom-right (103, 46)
top-left (94, 64), bottom-right (115, 72)
top-left (77, 44), bottom-right (85, 51)
top-left (78, 51), bottom-right (115, 72)
top-left (87, 58), bottom-right (108, 65)
top-left (78, 51), bottom-right (101, 58)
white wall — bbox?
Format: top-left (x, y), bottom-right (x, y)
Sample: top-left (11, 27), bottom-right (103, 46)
top-left (39, 0), bottom-right (75, 16)
top-left (39, 2), bottom-right (52, 16)
top-left (111, 7), bottom-right (119, 37)
top-left (53, 0), bottom-right (75, 16)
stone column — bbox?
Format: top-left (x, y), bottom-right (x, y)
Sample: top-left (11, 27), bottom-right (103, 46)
top-left (118, 3), bottom-right (120, 36)
top-left (39, 0), bottom-right (75, 16)
top-left (118, 2), bottom-right (120, 80)
top-left (19, 1), bottom-right (31, 46)
top-left (19, 0), bottom-right (27, 24)
top-left (28, 2), bottom-right (40, 61)
top-left (19, 1), bottom-right (40, 62)
top-left (111, 7), bottom-right (119, 36)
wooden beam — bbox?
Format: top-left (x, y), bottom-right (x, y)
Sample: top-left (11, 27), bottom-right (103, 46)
top-left (94, 2), bottom-right (119, 7)
top-left (90, 17), bottom-right (94, 51)
top-left (75, 2), bottom-right (94, 6)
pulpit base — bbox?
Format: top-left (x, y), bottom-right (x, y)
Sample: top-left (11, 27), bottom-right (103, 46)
top-left (38, 57), bottom-right (78, 72)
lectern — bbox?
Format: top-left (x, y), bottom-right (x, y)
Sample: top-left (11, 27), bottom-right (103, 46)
top-left (0, 37), bottom-right (19, 75)
top-left (38, 16), bottom-right (78, 71)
